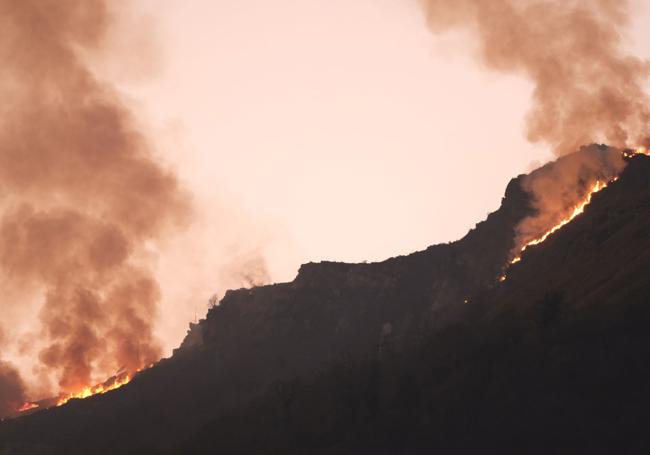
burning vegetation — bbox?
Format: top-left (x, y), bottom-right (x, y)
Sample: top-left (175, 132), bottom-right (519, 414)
top-left (17, 402), bottom-right (38, 413)
top-left (55, 370), bottom-right (134, 407)
top-left (1, 0), bottom-right (649, 426)
top-left (418, 0), bottom-right (650, 284)
top-left (16, 367), bottom-right (147, 415)
top-left (500, 146), bottom-right (650, 282)
top-left (510, 179), bottom-right (614, 265)
top-left (0, 0), bottom-right (189, 417)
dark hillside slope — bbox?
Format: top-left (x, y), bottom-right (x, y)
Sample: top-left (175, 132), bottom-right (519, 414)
top-left (0, 147), bottom-right (646, 454)
top-left (174, 154), bottom-right (650, 455)
top-left (491, 152), bottom-right (650, 312)
top-left (0, 176), bottom-right (529, 454)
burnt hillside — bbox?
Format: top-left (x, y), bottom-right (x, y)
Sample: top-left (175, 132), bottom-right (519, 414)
top-left (1, 147), bottom-right (648, 454)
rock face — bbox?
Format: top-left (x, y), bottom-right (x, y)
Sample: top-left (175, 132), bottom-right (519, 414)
top-left (2, 147), bottom-right (649, 455)
top-left (174, 160), bottom-right (533, 359)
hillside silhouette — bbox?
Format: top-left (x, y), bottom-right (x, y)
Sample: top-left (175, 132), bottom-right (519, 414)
top-left (1, 147), bottom-right (649, 454)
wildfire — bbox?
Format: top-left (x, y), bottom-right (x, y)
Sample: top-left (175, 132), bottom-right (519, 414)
top-left (18, 402), bottom-right (39, 413)
top-left (499, 145), bottom-right (650, 282)
top-left (510, 179), bottom-right (613, 265)
top-left (15, 362), bottom-right (156, 416)
top-left (623, 146), bottom-right (649, 158)
top-left (498, 177), bottom-right (614, 282)
top-left (56, 371), bottom-right (133, 406)
top-left (510, 178), bottom-right (617, 264)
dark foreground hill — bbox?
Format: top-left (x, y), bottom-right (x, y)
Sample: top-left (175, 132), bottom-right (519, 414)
top-left (1, 147), bottom-right (649, 454)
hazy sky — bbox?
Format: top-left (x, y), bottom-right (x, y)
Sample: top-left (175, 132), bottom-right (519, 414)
top-left (119, 0), bottom-right (650, 284)
top-left (4, 1), bottom-right (650, 397)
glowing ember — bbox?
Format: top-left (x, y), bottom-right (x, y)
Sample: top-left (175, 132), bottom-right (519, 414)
top-left (18, 402), bottom-right (39, 412)
top-left (623, 146), bottom-right (649, 158)
top-left (56, 371), bottom-right (133, 406)
top-left (509, 179), bottom-right (613, 265)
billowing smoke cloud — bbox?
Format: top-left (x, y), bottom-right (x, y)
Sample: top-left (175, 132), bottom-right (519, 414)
top-left (419, 0), bottom-right (650, 252)
top-left (0, 0), bottom-right (189, 404)
top-left (419, 0), bottom-right (650, 154)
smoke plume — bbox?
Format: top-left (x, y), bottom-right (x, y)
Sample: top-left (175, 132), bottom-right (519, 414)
top-left (419, 0), bottom-right (650, 253)
top-left (0, 0), bottom-right (189, 405)
top-left (419, 0), bottom-right (650, 154)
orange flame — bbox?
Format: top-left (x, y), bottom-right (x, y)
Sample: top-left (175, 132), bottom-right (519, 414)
top-left (498, 177), bottom-right (614, 282)
top-left (15, 363), bottom-right (156, 415)
top-left (18, 402), bottom-right (39, 412)
top-left (510, 179), bottom-right (613, 265)
top-left (56, 371), bottom-right (133, 406)
top-left (499, 144), bottom-right (648, 282)
top-left (623, 146), bottom-right (649, 158)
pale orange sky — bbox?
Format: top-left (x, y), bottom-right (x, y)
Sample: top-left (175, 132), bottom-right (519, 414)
top-left (110, 0), bottom-right (650, 353)
top-left (3, 1), bottom-right (649, 398)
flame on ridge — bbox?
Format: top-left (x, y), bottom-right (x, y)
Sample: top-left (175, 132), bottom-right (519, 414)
top-left (499, 146), bottom-right (648, 283)
top-left (13, 150), bottom-right (650, 411)
top-left (510, 179), bottom-right (613, 265)
top-left (55, 371), bottom-right (133, 407)
top-left (498, 178), bottom-right (612, 281)
top-left (18, 402), bottom-right (39, 412)
top-left (623, 146), bottom-right (649, 158)
top-left (17, 364), bottom-right (155, 414)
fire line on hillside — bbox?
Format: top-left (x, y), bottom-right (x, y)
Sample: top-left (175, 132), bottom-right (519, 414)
top-left (13, 150), bottom-right (650, 416)
top-left (17, 365), bottom-right (153, 415)
top-left (499, 147), bottom-right (649, 283)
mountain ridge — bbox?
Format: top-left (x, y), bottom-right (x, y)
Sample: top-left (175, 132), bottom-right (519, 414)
top-left (1, 146), bottom-right (648, 454)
